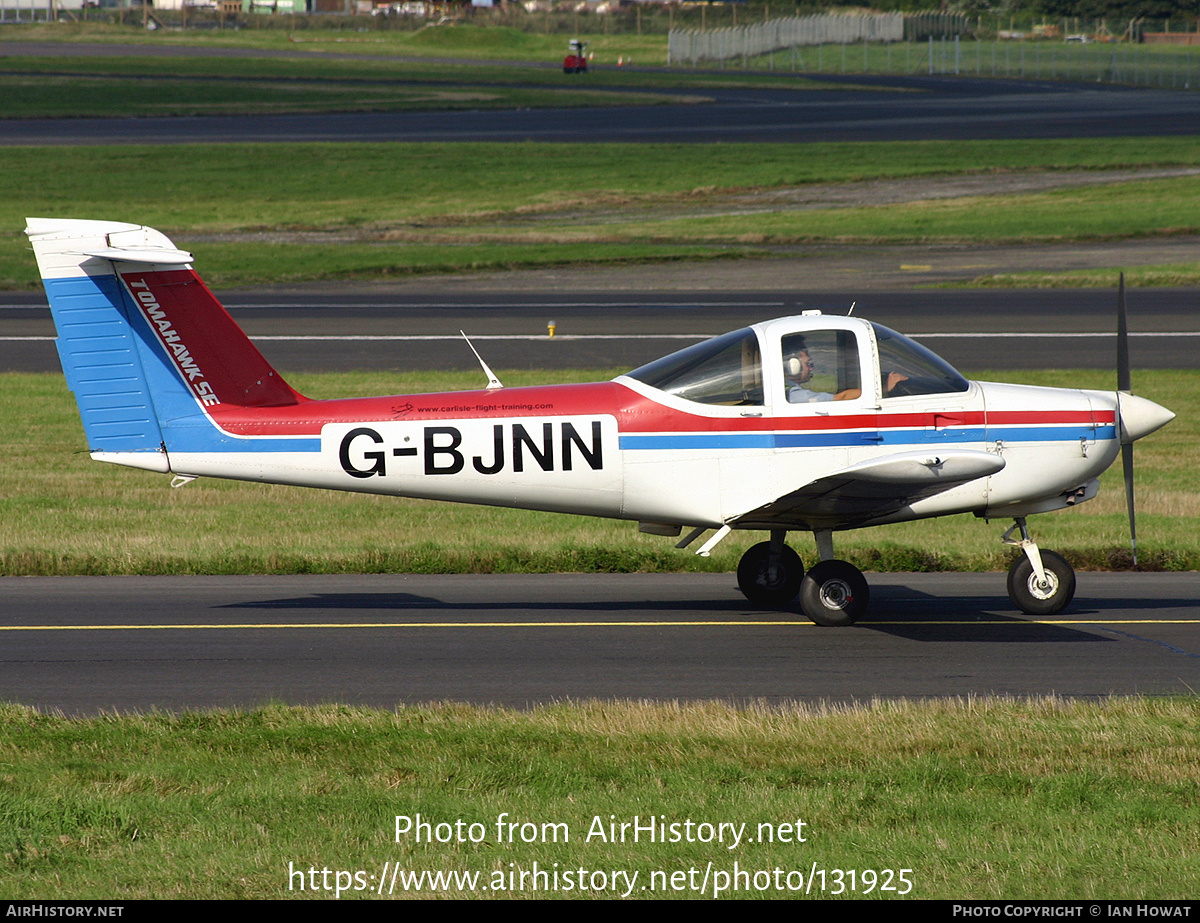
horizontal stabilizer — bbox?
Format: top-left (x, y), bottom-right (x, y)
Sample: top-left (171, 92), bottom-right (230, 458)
top-left (81, 246), bottom-right (194, 265)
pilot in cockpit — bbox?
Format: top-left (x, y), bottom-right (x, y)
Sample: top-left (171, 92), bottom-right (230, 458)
top-left (784, 332), bottom-right (908, 403)
top-left (784, 335), bottom-right (863, 403)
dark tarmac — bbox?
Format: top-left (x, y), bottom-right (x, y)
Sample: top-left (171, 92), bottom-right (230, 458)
top-left (3, 573), bottom-right (1198, 713)
top-left (4, 280), bottom-right (1196, 373)
top-left (4, 47), bottom-right (1200, 145)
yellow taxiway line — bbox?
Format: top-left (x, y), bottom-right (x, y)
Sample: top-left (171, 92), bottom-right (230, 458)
top-left (1, 619), bottom-right (1198, 631)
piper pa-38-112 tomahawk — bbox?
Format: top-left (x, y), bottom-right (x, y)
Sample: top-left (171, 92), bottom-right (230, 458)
top-left (27, 218), bottom-right (1175, 626)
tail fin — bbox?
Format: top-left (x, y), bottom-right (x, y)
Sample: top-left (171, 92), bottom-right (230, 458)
top-left (26, 218), bottom-right (307, 471)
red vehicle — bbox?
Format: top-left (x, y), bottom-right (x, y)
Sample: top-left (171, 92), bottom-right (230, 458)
top-left (563, 39), bottom-right (588, 74)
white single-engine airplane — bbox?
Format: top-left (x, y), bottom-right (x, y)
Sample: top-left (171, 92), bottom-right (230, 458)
top-left (27, 218), bottom-right (1175, 626)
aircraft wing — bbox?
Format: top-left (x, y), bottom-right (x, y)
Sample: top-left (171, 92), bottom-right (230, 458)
top-left (732, 449), bottom-right (1005, 531)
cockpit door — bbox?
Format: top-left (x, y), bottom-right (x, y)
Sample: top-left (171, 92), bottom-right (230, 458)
top-left (769, 325), bottom-right (881, 464)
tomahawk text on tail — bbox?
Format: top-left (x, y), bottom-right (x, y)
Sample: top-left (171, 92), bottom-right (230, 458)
top-left (27, 219), bottom-right (1174, 625)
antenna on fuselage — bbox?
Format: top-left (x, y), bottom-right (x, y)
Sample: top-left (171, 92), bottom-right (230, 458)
top-left (847, 301), bottom-right (856, 316)
top-left (460, 331), bottom-right (504, 391)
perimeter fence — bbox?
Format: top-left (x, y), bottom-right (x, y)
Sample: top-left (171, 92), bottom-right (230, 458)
top-left (669, 16), bottom-right (1200, 91)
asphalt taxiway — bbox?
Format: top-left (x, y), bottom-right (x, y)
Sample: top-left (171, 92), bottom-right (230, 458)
top-left (3, 283), bottom-right (1198, 373)
top-left (3, 573), bottom-right (1198, 713)
top-left (4, 61), bottom-right (1200, 145)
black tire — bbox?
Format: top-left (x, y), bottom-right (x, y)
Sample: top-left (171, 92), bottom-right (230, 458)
top-left (737, 541), bottom-right (803, 607)
top-left (1007, 550), bottom-right (1076, 615)
top-left (799, 560), bottom-right (869, 627)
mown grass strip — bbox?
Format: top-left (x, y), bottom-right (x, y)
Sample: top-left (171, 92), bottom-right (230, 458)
top-left (1, 698), bottom-right (1197, 899)
top-left (1, 368), bottom-right (1192, 576)
top-left (0, 21), bottom-right (673, 66)
top-left (963, 262), bottom-right (1200, 288)
top-left (180, 241), bottom-right (758, 288)
top-left (605, 174), bottom-right (1200, 245)
top-left (5, 138), bottom-right (1200, 287)
top-left (0, 46), bottom-right (814, 95)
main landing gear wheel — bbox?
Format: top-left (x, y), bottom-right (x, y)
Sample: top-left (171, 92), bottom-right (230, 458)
top-left (1007, 550), bottom-right (1076, 615)
top-left (799, 560), bottom-right (869, 627)
top-left (737, 541), bottom-right (804, 607)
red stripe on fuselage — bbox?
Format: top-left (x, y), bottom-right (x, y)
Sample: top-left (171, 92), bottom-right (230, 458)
top-left (115, 270), bottom-right (1112, 440)
top-left (195, 380), bottom-right (1107, 440)
top-left (203, 381), bottom-right (627, 435)
top-left (989, 410), bottom-right (1113, 424)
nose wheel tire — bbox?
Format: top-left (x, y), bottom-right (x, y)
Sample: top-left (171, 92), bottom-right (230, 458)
top-left (799, 560), bottom-right (869, 627)
top-left (1007, 550), bottom-right (1076, 615)
top-left (737, 541), bottom-right (804, 607)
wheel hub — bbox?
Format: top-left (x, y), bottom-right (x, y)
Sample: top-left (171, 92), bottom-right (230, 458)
top-left (819, 579), bottom-right (853, 610)
top-left (1026, 570), bottom-right (1060, 601)
top-left (757, 563), bottom-right (783, 589)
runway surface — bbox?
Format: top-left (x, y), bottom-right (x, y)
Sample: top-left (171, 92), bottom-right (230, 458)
top-left (3, 284), bottom-right (1196, 373)
top-left (4, 49), bottom-right (1200, 145)
top-left (3, 573), bottom-right (1198, 713)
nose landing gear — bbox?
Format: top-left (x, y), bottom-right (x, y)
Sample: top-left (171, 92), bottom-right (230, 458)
top-left (1002, 518), bottom-right (1076, 615)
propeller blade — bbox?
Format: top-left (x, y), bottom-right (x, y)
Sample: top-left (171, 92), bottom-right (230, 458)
top-left (1117, 272), bottom-right (1131, 394)
top-left (1122, 441), bottom-right (1137, 567)
top-left (1116, 272), bottom-right (1136, 566)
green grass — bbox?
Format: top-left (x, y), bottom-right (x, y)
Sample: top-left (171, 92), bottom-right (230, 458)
top-left (606, 174), bottom-right (1200, 244)
top-left (180, 241), bottom-right (756, 287)
top-left (964, 263), bottom-right (1200, 288)
top-left (0, 22), bottom-right (672, 65)
top-left (0, 39), bottom-right (883, 105)
top-left (1, 698), bottom-right (1197, 899)
top-left (6, 137), bottom-right (1200, 288)
top-left (1, 368), bottom-right (1191, 577)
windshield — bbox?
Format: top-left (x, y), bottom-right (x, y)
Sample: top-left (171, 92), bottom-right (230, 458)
top-left (872, 323), bottom-right (969, 397)
top-left (626, 328), bottom-right (763, 406)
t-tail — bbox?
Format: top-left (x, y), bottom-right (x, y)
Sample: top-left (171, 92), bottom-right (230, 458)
top-left (26, 218), bottom-right (309, 474)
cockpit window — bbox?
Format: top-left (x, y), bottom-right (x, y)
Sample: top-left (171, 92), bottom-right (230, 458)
top-left (782, 330), bottom-right (862, 403)
top-left (626, 328), bottom-right (763, 406)
top-left (873, 323), bottom-right (969, 397)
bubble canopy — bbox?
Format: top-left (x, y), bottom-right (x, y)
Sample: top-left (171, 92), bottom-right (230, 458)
top-left (625, 320), bottom-right (968, 406)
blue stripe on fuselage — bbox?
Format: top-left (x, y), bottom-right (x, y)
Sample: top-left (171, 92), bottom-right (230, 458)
top-left (619, 425), bottom-right (1115, 451)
